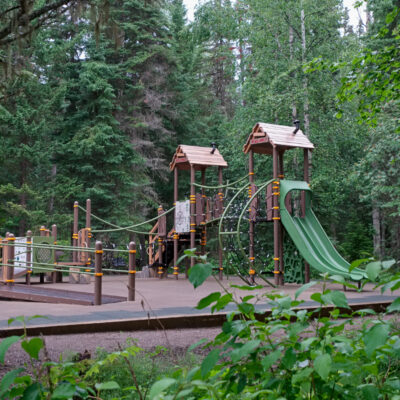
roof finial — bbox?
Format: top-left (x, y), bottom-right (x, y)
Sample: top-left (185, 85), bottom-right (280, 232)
top-left (210, 142), bottom-right (217, 154)
top-left (293, 120), bottom-right (300, 134)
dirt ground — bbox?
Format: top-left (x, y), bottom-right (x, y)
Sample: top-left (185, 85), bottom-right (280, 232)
top-left (0, 327), bottom-right (221, 376)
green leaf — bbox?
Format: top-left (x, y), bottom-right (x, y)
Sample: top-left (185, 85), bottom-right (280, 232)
top-left (328, 291), bottom-right (349, 308)
top-left (360, 384), bottom-right (380, 400)
top-left (363, 323), bottom-right (389, 357)
top-left (196, 292), bottom-right (221, 309)
top-left (188, 338), bottom-right (208, 352)
top-left (52, 382), bottom-right (77, 399)
top-left (366, 261), bottom-right (381, 281)
top-left (21, 382), bottom-right (41, 400)
top-left (201, 349), bottom-right (220, 377)
top-left (261, 350), bottom-right (281, 370)
top-left (387, 297), bottom-right (400, 313)
top-left (21, 338), bottom-right (44, 360)
top-left (382, 259), bottom-right (396, 269)
top-left (211, 293), bottom-right (233, 312)
top-left (295, 281), bottom-right (317, 300)
top-left (95, 381), bottom-right (120, 391)
top-left (188, 263), bottom-right (213, 288)
top-left (230, 284), bottom-right (263, 291)
top-left (349, 258), bottom-right (371, 272)
top-left (0, 336), bottom-right (21, 363)
top-left (386, 297), bottom-right (400, 312)
top-left (314, 353), bottom-right (332, 380)
top-left (149, 378), bottom-right (176, 399)
top-left (230, 340), bottom-right (260, 362)
top-left (292, 367), bottom-right (313, 385)
top-left (0, 368), bottom-right (24, 398)
top-left (282, 348), bottom-right (296, 369)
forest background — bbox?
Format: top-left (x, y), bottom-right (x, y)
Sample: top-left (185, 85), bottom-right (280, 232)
top-left (0, 0), bottom-right (399, 263)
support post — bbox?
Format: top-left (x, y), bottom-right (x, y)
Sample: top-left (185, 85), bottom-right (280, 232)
top-left (51, 224), bottom-right (58, 283)
top-left (94, 241), bottom-right (103, 306)
top-left (6, 234), bottom-right (15, 286)
top-left (2, 234), bottom-right (8, 283)
top-left (173, 168), bottom-right (179, 279)
top-left (303, 148), bottom-right (310, 283)
top-left (249, 150), bottom-right (255, 284)
top-left (190, 166), bottom-right (196, 268)
top-left (201, 169), bottom-right (206, 256)
top-left (157, 205), bottom-right (164, 278)
top-left (73, 201), bottom-right (79, 263)
top-left (128, 241), bottom-right (136, 301)
top-left (86, 199), bottom-right (91, 265)
top-left (39, 226), bottom-right (46, 283)
top-left (273, 147), bottom-right (280, 286)
top-left (26, 230), bottom-right (32, 285)
top-left (278, 152), bottom-right (284, 286)
top-left (218, 166), bottom-right (223, 280)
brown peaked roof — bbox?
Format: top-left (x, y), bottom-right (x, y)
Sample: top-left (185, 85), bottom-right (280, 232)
top-left (170, 145), bottom-right (228, 171)
top-left (243, 122), bottom-right (314, 154)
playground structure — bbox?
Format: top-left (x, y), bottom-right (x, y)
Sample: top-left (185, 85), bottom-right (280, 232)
top-left (0, 121), bottom-right (368, 305)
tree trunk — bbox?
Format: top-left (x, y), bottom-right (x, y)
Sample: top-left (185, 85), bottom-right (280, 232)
top-left (372, 204), bottom-right (382, 258)
top-left (300, 4), bottom-right (311, 176)
top-left (49, 163), bottom-right (57, 213)
top-left (289, 25), bottom-right (297, 120)
top-left (300, 6), bottom-right (310, 136)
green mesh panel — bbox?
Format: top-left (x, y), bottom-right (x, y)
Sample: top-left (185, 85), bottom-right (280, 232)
top-left (284, 234), bottom-right (305, 284)
top-left (32, 236), bottom-right (55, 269)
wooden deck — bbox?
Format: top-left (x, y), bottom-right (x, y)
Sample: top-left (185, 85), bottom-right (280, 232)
top-left (0, 284), bottom-right (126, 305)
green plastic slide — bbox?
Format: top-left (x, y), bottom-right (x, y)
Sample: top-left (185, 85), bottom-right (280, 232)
top-left (279, 180), bottom-right (367, 281)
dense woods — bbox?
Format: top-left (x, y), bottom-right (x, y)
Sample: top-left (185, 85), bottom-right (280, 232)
top-left (0, 0), bottom-right (399, 261)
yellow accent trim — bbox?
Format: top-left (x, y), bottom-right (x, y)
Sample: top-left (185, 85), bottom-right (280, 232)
top-left (27, 270), bottom-right (32, 274)
top-left (7, 237), bottom-right (15, 241)
top-left (273, 271), bottom-right (280, 274)
top-left (26, 241), bottom-right (32, 244)
top-left (74, 204), bottom-right (78, 207)
top-left (273, 206), bottom-right (279, 210)
top-left (95, 273), bottom-right (103, 277)
top-left (273, 192), bottom-right (280, 196)
top-left (40, 228), bottom-right (46, 231)
top-left (249, 269), bottom-right (256, 275)
top-left (249, 172), bottom-right (254, 175)
top-left (129, 270), bottom-right (136, 274)
top-left (278, 175), bottom-right (284, 178)
top-left (273, 181), bottom-right (280, 184)
top-left (219, 267), bottom-right (223, 271)
top-left (190, 223), bottom-right (196, 226)
top-left (53, 241), bottom-right (57, 245)
top-left (190, 230), bottom-right (196, 233)
top-left (273, 257), bottom-right (280, 261)
top-left (5, 279), bottom-right (14, 283)
top-left (272, 217), bottom-right (281, 220)
top-left (85, 269), bottom-right (91, 272)
top-left (273, 186), bottom-right (279, 189)
top-left (72, 234), bottom-right (78, 239)
top-left (249, 257), bottom-right (255, 260)
top-left (129, 250), bottom-right (137, 254)
top-left (95, 250), bottom-right (103, 254)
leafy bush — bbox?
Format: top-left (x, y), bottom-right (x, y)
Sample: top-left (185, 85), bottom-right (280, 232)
top-left (149, 254), bottom-right (400, 399)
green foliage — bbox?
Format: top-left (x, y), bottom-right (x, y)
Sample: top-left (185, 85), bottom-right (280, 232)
top-left (149, 256), bottom-right (400, 399)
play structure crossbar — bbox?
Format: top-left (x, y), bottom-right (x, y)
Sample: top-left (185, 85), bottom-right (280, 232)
top-left (78, 204), bottom-right (175, 234)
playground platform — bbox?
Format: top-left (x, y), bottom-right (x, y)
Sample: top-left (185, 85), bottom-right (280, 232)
top-left (0, 275), bottom-right (398, 337)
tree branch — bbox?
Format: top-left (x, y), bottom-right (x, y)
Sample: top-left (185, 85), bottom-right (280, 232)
top-left (0, 0), bottom-right (76, 44)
